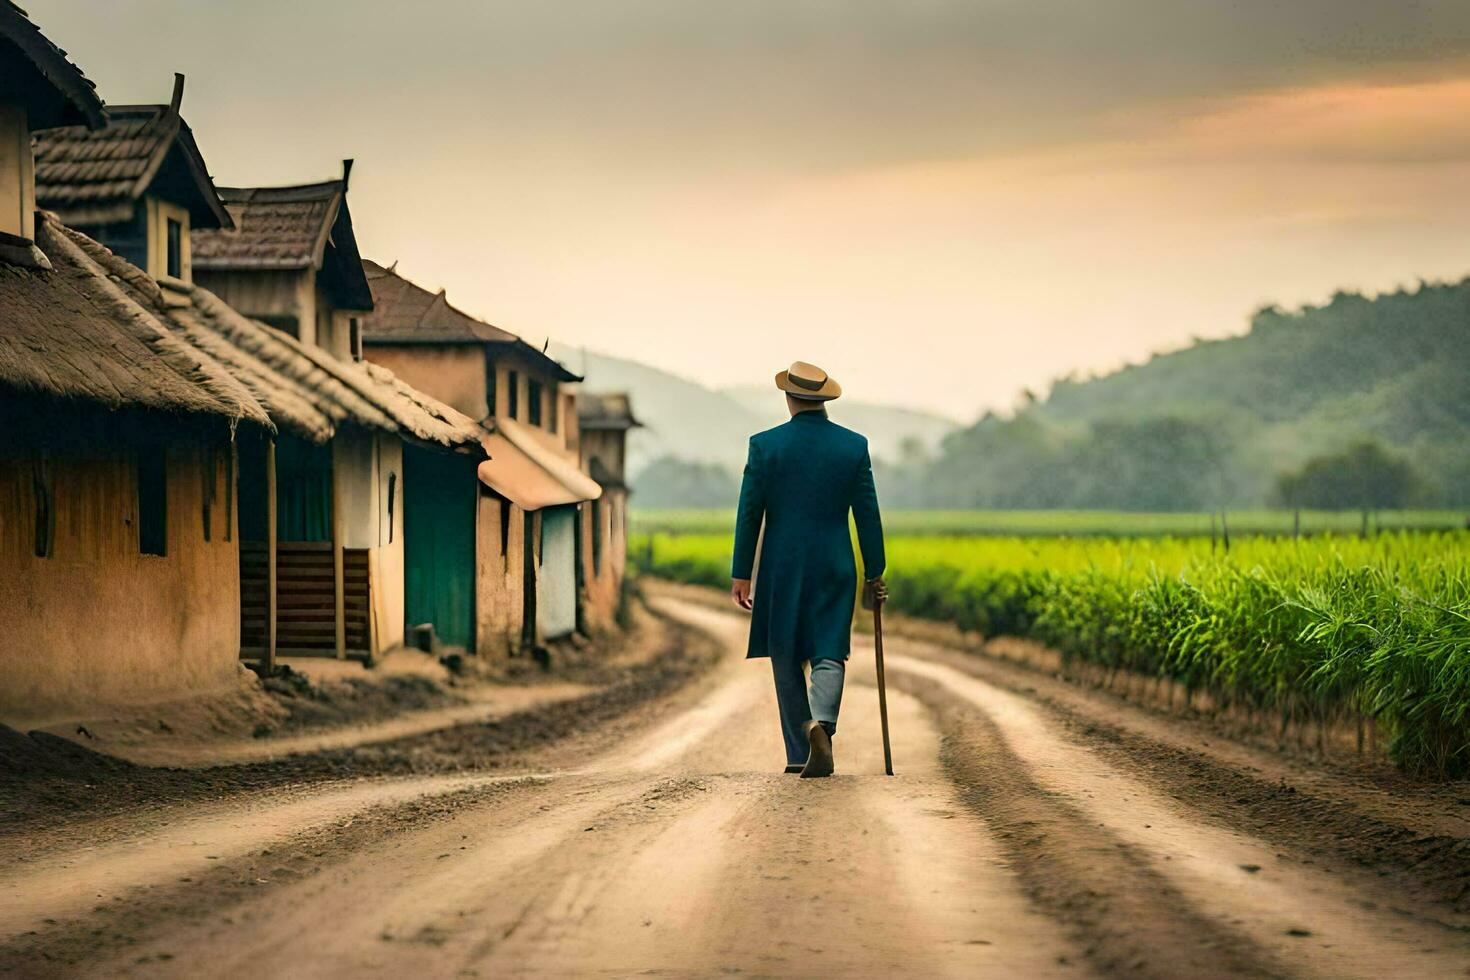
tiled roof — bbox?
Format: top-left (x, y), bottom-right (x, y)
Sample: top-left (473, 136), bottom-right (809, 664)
top-left (0, 212), bottom-right (270, 426)
top-left (193, 171), bottom-right (374, 312)
top-left (33, 93), bottom-right (232, 228)
top-left (361, 259), bottom-right (581, 382)
top-left (193, 180), bottom-right (342, 270)
top-left (361, 258), bottom-right (517, 343)
top-left (577, 391), bottom-right (641, 430)
top-left (0, 2), bottom-right (106, 130)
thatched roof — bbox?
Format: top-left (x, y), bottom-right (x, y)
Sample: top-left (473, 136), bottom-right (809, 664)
top-left (577, 391), bottom-right (641, 430)
top-left (75, 237), bottom-right (336, 442)
top-left (34, 78), bottom-right (233, 229)
top-left (0, 212), bottom-right (270, 427)
top-left (194, 166), bottom-right (373, 311)
top-left (0, 2), bottom-right (105, 131)
top-left (361, 258), bottom-right (580, 382)
top-left (81, 232), bottom-right (483, 450)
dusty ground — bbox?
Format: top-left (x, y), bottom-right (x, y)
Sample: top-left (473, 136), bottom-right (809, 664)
top-left (1, 587), bottom-right (1468, 978)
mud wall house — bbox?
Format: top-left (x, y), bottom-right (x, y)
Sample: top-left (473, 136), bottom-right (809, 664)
top-left (360, 260), bottom-right (600, 655)
top-left (0, 4), bottom-right (277, 722)
top-left (184, 175), bottom-right (484, 663)
top-left (576, 393), bottom-right (641, 632)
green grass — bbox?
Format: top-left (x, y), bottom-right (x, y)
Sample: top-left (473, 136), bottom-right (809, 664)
top-left (631, 508), bottom-right (1469, 538)
top-left (630, 526), bottom-right (1470, 778)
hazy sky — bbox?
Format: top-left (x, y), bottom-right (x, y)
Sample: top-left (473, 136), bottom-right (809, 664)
top-left (40, 1), bottom-right (1470, 420)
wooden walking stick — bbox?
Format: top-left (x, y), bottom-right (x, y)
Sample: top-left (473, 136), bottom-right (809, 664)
top-left (865, 579), bottom-right (894, 776)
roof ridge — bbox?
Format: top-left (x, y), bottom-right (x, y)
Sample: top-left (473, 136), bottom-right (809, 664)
top-left (0, 1), bottom-right (106, 129)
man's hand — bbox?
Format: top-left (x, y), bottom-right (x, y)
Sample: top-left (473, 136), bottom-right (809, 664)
top-left (866, 576), bottom-right (888, 605)
top-left (731, 578), bottom-right (754, 611)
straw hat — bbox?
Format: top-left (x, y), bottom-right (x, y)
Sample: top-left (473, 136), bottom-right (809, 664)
top-left (775, 360), bottom-right (842, 401)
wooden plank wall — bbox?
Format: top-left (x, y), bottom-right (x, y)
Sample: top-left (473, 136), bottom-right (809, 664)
top-left (241, 542), bottom-right (371, 657)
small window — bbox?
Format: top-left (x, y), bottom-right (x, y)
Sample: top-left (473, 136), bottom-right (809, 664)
top-left (166, 218), bottom-right (183, 280)
top-left (591, 498), bottom-right (603, 575)
top-left (138, 452), bottom-right (167, 556)
top-left (499, 494), bottom-right (511, 564)
top-left (257, 314), bottom-right (299, 339)
top-left (349, 317), bottom-right (363, 361)
top-left (224, 443), bottom-right (233, 543)
top-left (33, 459), bottom-right (54, 558)
top-left (202, 447), bottom-right (214, 542)
top-left (549, 385), bottom-right (559, 433)
top-left (507, 371), bottom-right (520, 420)
top-left (483, 352), bottom-right (497, 418)
top-left (386, 471), bottom-right (396, 542)
top-left (528, 379), bottom-right (543, 427)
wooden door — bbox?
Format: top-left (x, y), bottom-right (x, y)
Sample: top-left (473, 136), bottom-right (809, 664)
top-left (537, 505), bottom-right (578, 640)
top-left (403, 445), bottom-right (478, 650)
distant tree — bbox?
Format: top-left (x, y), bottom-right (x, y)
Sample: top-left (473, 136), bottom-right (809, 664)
top-left (1069, 416), bottom-right (1239, 510)
top-left (896, 436), bottom-right (929, 469)
top-left (1275, 441), bottom-right (1421, 510)
top-left (631, 456), bottom-right (740, 509)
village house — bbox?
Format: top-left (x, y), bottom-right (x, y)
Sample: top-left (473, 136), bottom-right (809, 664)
top-left (33, 72), bottom-right (231, 291)
top-left (32, 76), bottom-right (484, 667)
top-left (99, 252), bottom-right (485, 666)
top-left (0, 4), bottom-right (276, 721)
top-left (359, 260), bottom-right (601, 656)
top-left (575, 393), bottom-right (641, 632)
top-left (181, 170), bottom-right (485, 664)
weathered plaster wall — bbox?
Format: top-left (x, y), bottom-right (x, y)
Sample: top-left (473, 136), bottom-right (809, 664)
top-left (0, 446), bottom-right (242, 725)
top-left (333, 430), bottom-right (405, 655)
top-left (0, 106), bottom-right (35, 241)
top-left (143, 196), bottom-right (191, 282)
top-left (374, 435), bottom-right (405, 653)
top-left (474, 488), bottom-right (525, 656)
top-left (579, 489), bottom-right (628, 633)
top-left (365, 346), bottom-right (487, 422)
top-left (581, 429), bottom-right (626, 483)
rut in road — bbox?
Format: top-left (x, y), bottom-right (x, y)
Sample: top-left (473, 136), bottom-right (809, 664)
top-left (4, 593), bottom-right (1469, 978)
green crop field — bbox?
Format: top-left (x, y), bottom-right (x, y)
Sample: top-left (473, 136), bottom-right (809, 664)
top-left (631, 508), bottom-right (1469, 538)
top-left (630, 520), bottom-right (1470, 778)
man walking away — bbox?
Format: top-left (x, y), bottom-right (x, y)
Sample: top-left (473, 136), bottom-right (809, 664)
top-left (730, 361), bottom-right (886, 778)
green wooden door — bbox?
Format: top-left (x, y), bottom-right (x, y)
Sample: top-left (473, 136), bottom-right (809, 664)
top-left (404, 446), bottom-right (478, 649)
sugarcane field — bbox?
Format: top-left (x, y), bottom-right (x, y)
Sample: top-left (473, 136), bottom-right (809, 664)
top-left (3, 3), bottom-right (1470, 979)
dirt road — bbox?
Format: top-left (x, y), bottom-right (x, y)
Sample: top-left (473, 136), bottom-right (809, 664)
top-left (2, 593), bottom-right (1468, 978)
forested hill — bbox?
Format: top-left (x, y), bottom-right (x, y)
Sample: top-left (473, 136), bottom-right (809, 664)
top-left (915, 279), bottom-right (1470, 509)
top-left (549, 344), bottom-right (959, 507)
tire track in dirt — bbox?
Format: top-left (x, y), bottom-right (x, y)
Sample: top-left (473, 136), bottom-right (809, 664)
top-left (897, 669), bottom-right (1284, 978)
top-left (884, 630), bottom-right (1470, 921)
top-left (6, 596), bottom-right (1089, 979)
top-left (889, 653), bottom-right (1470, 978)
top-left (0, 609), bottom-right (719, 839)
top-left (0, 608), bottom-right (728, 972)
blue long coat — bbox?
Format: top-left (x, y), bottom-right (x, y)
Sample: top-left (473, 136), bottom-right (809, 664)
top-left (732, 409), bottom-right (885, 662)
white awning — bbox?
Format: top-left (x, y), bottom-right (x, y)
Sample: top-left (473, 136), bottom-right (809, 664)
top-left (476, 416), bottom-right (602, 511)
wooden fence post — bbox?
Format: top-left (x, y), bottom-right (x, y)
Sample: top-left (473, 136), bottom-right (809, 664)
top-left (265, 437), bottom-right (278, 675)
top-left (332, 445), bottom-right (346, 660)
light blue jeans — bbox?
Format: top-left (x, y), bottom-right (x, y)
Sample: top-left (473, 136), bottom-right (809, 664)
top-left (771, 657), bottom-right (845, 765)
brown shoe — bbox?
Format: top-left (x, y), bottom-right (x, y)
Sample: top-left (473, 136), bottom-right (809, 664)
top-left (800, 721), bottom-right (834, 778)
top-left (784, 764), bottom-right (804, 774)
